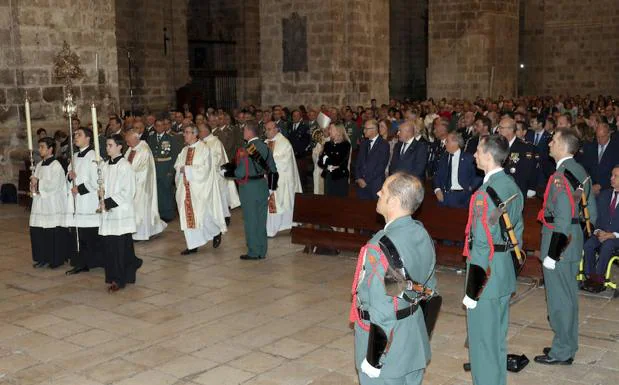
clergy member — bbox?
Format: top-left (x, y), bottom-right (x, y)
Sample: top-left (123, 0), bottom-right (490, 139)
top-left (199, 123), bottom-right (241, 226)
top-left (100, 134), bottom-right (143, 292)
top-left (125, 128), bottom-right (167, 240)
top-left (65, 127), bottom-right (102, 275)
top-left (175, 125), bottom-right (226, 255)
top-left (30, 137), bottom-right (70, 269)
top-left (264, 121), bottom-right (303, 237)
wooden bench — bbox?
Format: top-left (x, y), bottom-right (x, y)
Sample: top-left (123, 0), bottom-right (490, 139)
top-left (291, 184), bottom-right (544, 278)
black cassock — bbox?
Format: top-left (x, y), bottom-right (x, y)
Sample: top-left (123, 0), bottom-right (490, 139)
top-left (30, 227), bottom-right (71, 268)
top-left (103, 233), bottom-right (142, 288)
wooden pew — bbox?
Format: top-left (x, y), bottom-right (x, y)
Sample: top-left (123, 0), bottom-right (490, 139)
top-left (291, 184), bottom-right (543, 278)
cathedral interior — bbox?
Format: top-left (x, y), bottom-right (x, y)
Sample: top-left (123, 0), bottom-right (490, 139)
top-left (0, 1), bottom-right (618, 384)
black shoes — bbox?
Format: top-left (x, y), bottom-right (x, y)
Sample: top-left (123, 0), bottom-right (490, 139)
top-left (136, 258), bottom-right (143, 270)
top-left (463, 362), bottom-right (471, 371)
top-left (213, 233), bottom-right (222, 248)
top-left (33, 261), bottom-right (48, 268)
top-left (534, 354), bottom-right (573, 365)
top-left (225, 217), bottom-right (231, 226)
top-left (65, 266), bottom-right (90, 275)
top-left (543, 347), bottom-right (551, 355)
top-left (240, 254), bottom-right (263, 260)
top-left (180, 248), bottom-right (198, 255)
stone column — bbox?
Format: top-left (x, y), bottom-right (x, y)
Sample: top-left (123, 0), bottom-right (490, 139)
top-left (427, 0), bottom-right (519, 99)
top-left (259, 0), bottom-right (389, 108)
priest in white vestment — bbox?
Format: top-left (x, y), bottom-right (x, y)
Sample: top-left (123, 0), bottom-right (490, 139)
top-left (125, 129), bottom-right (167, 240)
top-left (199, 123), bottom-right (240, 225)
top-left (264, 122), bottom-right (303, 237)
top-left (175, 125), bottom-right (227, 254)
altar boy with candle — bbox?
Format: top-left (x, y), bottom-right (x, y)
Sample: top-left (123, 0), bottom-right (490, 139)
top-left (30, 137), bottom-right (70, 268)
top-left (99, 134), bottom-right (142, 292)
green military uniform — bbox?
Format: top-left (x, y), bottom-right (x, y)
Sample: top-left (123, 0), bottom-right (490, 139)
top-left (147, 132), bottom-right (180, 221)
top-left (538, 157), bottom-right (597, 361)
top-left (464, 169), bottom-right (523, 385)
top-left (351, 216), bottom-right (437, 385)
top-left (231, 138), bottom-right (277, 259)
top-left (345, 120), bottom-right (361, 151)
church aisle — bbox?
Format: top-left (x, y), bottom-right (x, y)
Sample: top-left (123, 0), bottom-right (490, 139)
top-left (0, 205), bottom-right (617, 385)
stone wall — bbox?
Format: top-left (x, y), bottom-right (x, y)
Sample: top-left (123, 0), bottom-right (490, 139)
top-left (259, 0), bottom-right (389, 109)
top-left (115, 0), bottom-right (189, 114)
top-left (390, 0), bottom-right (427, 100)
top-left (0, 0), bottom-right (119, 186)
top-left (427, 0), bottom-right (520, 99)
top-left (520, 0), bottom-right (619, 96)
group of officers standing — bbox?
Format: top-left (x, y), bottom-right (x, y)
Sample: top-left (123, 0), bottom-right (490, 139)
top-left (350, 126), bottom-right (598, 385)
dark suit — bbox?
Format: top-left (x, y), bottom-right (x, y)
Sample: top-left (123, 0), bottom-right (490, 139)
top-left (464, 135), bottom-right (480, 155)
top-left (355, 136), bottom-right (390, 200)
top-left (583, 189), bottom-right (619, 275)
top-left (275, 119), bottom-right (290, 138)
top-left (427, 139), bottom-right (446, 178)
top-left (432, 151), bottom-right (480, 208)
top-left (503, 138), bottom-right (538, 195)
top-left (581, 138), bottom-right (619, 190)
top-left (389, 138), bottom-right (428, 180)
top-left (602, 116), bottom-right (617, 131)
top-left (526, 130), bottom-right (554, 188)
top-left (288, 121), bottom-right (311, 157)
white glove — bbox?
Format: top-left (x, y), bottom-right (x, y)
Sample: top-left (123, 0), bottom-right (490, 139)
top-left (327, 165), bottom-right (338, 172)
top-left (322, 155), bottom-right (328, 164)
top-left (543, 256), bottom-right (556, 270)
top-left (269, 190), bottom-right (274, 195)
top-left (361, 358), bottom-right (381, 378)
top-left (526, 189), bottom-right (536, 198)
top-left (462, 295), bottom-right (478, 309)
top-left (219, 169), bottom-right (227, 177)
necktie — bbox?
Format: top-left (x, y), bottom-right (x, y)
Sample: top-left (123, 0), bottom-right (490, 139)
top-left (446, 154), bottom-right (453, 191)
top-left (369, 140), bottom-right (374, 151)
top-left (401, 142), bottom-right (408, 155)
top-left (611, 191), bottom-right (617, 217)
top-left (599, 144), bottom-right (606, 163)
top-left (534, 133), bottom-right (541, 146)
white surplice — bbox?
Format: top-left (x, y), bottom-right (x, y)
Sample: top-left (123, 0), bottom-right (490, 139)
top-left (265, 133), bottom-right (303, 237)
top-left (30, 158), bottom-right (68, 228)
top-left (174, 140), bottom-right (227, 249)
top-left (125, 141), bottom-right (167, 240)
top-left (99, 156), bottom-right (136, 236)
top-left (64, 147), bottom-right (100, 228)
top-left (312, 138), bottom-right (328, 195)
top-left (203, 134), bottom-right (240, 218)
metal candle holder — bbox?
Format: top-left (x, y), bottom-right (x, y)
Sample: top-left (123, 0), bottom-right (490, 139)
top-left (95, 159), bottom-right (106, 213)
top-left (28, 150), bottom-right (38, 197)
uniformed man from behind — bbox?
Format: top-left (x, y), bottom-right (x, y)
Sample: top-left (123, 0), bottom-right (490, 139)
top-left (498, 117), bottom-right (539, 198)
top-left (462, 134), bottom-right (524, 385)
top-left (147, 119), bottom-right (180, 222)
top-left (534, 127), bottom-right (597, 365)
top-left (350, 172), bottom-right (437, 385)
top-left (221, 121), bottom-right (278, 260)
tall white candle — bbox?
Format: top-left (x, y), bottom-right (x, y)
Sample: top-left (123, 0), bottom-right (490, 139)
top-left (25, 98), bottom-right (33, 151)
top-left (91, 103), bottom-right (100, 161)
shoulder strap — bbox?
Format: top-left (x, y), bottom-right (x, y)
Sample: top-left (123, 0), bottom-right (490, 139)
top-left (485, 186), bottom-right (502, 208)
top-left (562, 169), bottom-right (581, 190)
top-left (378, 235), bottom-right (405, 272)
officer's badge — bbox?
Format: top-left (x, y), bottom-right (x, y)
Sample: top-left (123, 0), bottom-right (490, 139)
top-left (510, 153), bottom-right (520, 163)
top-left (525, 152), bottom-right (533, 159)
top-left (368, 254), bottom-right (376, 264)
top-left (510, 167), bottom-right (516, 174)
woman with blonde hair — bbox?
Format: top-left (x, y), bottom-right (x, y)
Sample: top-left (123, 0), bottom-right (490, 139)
top-left (318, 123), bottom-right (351, 197)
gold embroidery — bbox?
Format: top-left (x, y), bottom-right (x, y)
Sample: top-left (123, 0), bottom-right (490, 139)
top-left (184, 148), bottom-right (196, 229)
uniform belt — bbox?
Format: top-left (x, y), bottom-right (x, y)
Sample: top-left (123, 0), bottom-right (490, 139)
top-left (445, 189), bottom-right (464, 193)
top-left (156, 157), bottom-right (172, 162)
top-left (358, 304), bottom-right (419, 321)
top-left (544, 216), bottom-right (580, 224)
top-left (248, 175), bottom-right (265, 180)
top-left (469, 243), bottom-right (510, 252)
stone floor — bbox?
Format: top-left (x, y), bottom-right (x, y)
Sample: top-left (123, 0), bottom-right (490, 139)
top-left (0, 204), bottom-right (618, 385)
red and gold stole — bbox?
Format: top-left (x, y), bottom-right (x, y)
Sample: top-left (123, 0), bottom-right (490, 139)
top-left (267, 140), bottom-right (276, 214)
top-left (183, 147), bottom-right (196, 228)
top-left (128, 149), bottom-right (137, 164)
